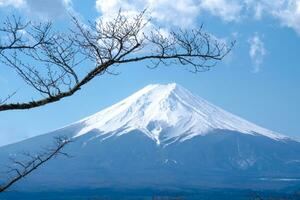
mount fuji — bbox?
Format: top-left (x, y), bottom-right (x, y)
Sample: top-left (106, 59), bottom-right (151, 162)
top-left (1, 83), bottom-right (300, 194)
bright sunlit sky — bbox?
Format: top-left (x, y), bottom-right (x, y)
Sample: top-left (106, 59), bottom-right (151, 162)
top-left (0, 0), bottom-right (300, 146)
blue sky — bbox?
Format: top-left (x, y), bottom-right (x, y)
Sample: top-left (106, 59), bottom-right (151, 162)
top-left (0, 0), bottom-right (300, 146)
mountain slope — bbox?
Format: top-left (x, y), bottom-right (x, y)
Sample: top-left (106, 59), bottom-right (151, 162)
top-left (61, 83), bottom-right (286, 145)
top-left (0, 83), bottom-right (299, 193)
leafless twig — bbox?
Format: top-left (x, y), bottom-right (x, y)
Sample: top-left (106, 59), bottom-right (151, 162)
top-left (0, 136), bottom-right (71, 193)
top-left (0, 11), bottom-right (234, 112)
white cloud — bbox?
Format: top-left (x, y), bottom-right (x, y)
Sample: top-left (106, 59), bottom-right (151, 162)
top-left (201, 0), bottom-right (300, 33)
top-left (26, 0), bottom-right (72, 19)
top-left (95, 0), bottom-right (244, 26)
top-left (244, 0), bottom-right (264, 20)
top-left (245, 0), bottom-right (300, 35)
top-left (200, 0), bottom-right (242, 22)
top-left (2, 0), bottom-right (300, 35)
top-left (0, 0), bottom-right (72, 19)
top-left (95, 0), bottom-right (300, 36)
top-left (149, 0), bottom-right (200, 27)
top-left (95, 0), bottom-right (200, 27)
top-left (0, 0), bottom-right (25, 8)
top-left (96, 0), bottom-right (131, 13)
top-left (271, 0), bottom-right (300, 35)
top-left (248, 34), bottom-right (266, 73)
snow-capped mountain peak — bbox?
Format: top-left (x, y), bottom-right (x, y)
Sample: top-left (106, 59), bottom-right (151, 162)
top-left (67, 83), bottom-right (286, 145)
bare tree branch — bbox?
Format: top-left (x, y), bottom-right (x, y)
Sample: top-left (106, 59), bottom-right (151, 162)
top-left (0, 10), bottom-right (234, 195)
top-left (0, 136), bottom-right (71, 193)
top-left (0, 91), bottom-right (17, 105)
top-left (0, 16), bottom-right (52, 52)
top-left (0, 11), bottom-right (234, 112)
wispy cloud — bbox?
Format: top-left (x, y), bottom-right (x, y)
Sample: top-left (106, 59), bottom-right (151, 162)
top-left (272, 0), bottom-right (300, 35)
top-left (200, 0), bottom-right (242, 22)
top-left (248, 34), bottom-right (266, 73)
top-left (0, 0), bottom-right (72, 19)
top-left (95, 0), bottom-right (245, 26)
top-left (0, 0), bottom-right (25, 8)
top-left (95, 0), bottom-right (300, 36)
top-left (3, 0), bottom-right (300, 36)
top-left (95, 0), bottom-right (200, 27)
top-left (245, 0), bottom-right (300, 35)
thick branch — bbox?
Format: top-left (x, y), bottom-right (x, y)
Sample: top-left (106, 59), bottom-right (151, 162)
top-left (0, 11), bottom-right (234, 112)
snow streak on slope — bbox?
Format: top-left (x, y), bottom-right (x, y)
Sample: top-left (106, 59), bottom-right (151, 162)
top-left (66, 83), bottom-right (285, 145)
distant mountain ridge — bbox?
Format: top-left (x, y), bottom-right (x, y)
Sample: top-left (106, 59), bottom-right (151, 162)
top-left (1, 83), bottom-right (300, 193)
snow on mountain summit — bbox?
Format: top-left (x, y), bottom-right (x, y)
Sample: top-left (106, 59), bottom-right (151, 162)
top-left (68, 83), bottom-right (286, 145)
